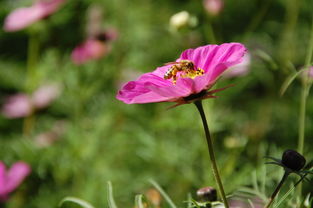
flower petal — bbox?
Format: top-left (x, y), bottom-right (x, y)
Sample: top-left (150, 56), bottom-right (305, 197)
top-left (5, 162), bottom-right (31, 194)
top-left (0, 162), bottom-right (6, 195)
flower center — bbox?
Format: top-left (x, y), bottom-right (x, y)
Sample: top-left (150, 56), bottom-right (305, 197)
top-left (163, 60), bottom-right (204, 84)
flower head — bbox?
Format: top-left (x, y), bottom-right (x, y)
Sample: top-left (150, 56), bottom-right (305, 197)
top-left (0, 161), bottom-right (31, 202)
top-left (203, 0), bottom-right (224, 16)
top-left (117, 43), bottom-right (246, 106)
top-left (1, 84), bottom-right (61, 119)
top-left (3, 0), bottom-right (66, 32)
top-left (71, 29), bottom-right (118, 65)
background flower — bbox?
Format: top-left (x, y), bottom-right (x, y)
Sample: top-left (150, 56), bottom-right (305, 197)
top-left (3, 0), bottom-right (65, 32)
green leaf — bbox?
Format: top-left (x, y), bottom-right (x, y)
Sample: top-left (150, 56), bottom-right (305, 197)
top-left (59, 197), bottom-right (95, 208)
top-left (149, 179), bottom-right (177, 208)
top-left (107, 181), bottom-right (118, 208)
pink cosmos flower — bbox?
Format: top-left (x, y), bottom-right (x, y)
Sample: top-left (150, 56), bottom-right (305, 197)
top-left (3, 0), bottom-right (65, 32)
top-left (1, 94), bottom-right (33, 118)
top-left (2, 84), bottom-right (61, 118)
top-left (71, 29), bottom-right (118, 65)
top-left (71, 39), bottom-right (108, 65)
top-left (203, 0), bottom-right (224, 16)
top-left (0, 161), bottom-right (31, 202)
top-left (116, 43), bottom-right (246, 105)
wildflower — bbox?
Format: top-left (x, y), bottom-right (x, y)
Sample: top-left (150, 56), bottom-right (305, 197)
top-left (222, 53), bottom-right (251, 78)
top-left (0, 161), bottom-right (31, 202)
top-left (71, 29), bottom-right (117, 65)
top-left (117, 43), bottom-right (247, 106)
top-left (203, 0), bottom-right (224, 16)
top-left (3, 0), bottom-right (66, 32)
top-left (2, 84), bottom-right (61, 118)
top-left (1, 94), bottom-right (33, 118)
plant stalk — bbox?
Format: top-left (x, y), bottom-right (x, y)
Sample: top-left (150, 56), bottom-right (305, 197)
top-left (194, 100), bottom-right (229, 208)
top-left (264, 171), bottom-right (289, 208)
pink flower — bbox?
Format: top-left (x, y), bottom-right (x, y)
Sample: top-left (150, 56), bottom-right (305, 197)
top-left (223, 52), bottom-right (251, 78)
top-left (2, 84), bottom-right (61, 119)
top-left (71, 29), bottom-right (118, 65)
top-left (1, 94), bottom-right (33, 118)
top-left (3, 0), bottom-right (65, 32)
top-left (117, 43), bottom-right (246, 105)
top-left (0, 161), bottom-right (31, 202)
top-left (203, 0), bottom-right (224, 16)
top-left (71, 39), bottom-right (108, 65)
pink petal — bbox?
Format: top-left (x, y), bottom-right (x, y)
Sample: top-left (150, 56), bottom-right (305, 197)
top-left (179, 43), bottom-right (246, 91)
top-left (0, 162), bottom-right (6, 195)
top-left (5, 162), bottom-right (31, 194)
top-left (3, 0), bottom-right (65, 32)
top-left (1, 94), bottom-right (32, 118)
top-left (3, 6), bottom-right (44, 32)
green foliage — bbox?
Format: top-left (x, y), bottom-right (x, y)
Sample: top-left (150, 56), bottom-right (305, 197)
top-left (0, 0), bottom-right (312, 208)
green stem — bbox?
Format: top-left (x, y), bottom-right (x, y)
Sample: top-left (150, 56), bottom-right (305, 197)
top-left (194, 100), bottom-right (229, 208)
top-left (297, 17), bottom-right (313, 199)
top-left (264, 172), bottom-right (289, 208)
top-left (23, 31), bottom-right (40, 135)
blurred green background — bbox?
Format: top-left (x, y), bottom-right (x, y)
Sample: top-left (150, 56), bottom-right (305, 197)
top-left (0, 0), bottom-right (312, 207)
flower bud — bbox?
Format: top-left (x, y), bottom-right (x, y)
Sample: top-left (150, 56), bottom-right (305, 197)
top-left (203, 0), bottom-right (223, 16)
top-left (197, 187), bottom-right (217, 202)
top-left (281, 149), bottom-right (306, 171)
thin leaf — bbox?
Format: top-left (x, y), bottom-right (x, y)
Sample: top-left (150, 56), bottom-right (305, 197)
top-left (280, 68), bottom-right (308, 96)
top-left (135, 194), bottom-right (145, 208)
top-left (149, 179), bottom-right (177, 208)
top-left (107, 181), bottom-right (118, 208)
top-left (59, 197), bottom-right (95, 208)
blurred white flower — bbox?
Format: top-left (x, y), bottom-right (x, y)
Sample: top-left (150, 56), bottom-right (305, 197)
top-left (169, 11), bottom-right (197, 31)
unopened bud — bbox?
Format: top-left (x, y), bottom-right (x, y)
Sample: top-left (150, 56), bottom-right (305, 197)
top-left (281, 149), bottom-right (306, 171)
top-left (197, 187), bottom-right (217, 202)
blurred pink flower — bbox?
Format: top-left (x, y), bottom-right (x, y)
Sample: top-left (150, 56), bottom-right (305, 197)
top-left (2, 84), bottom-right (61, 119)
top-left (71, 39), bottom-right (108, 65)
top-left (203, 0), bottom-right (223, 16)
top-left (223, 52), bottom-right (251, 78)
top-left (0, 161), bottom-right (31, 202)
top-left (3, 0), bottom-right (66, 32)
top-left (1, 94), bottom-right (33, 118)
top-left (71, 29), bottom-right (118, 65)
top-left (117, 43), bottom-right (246, 105)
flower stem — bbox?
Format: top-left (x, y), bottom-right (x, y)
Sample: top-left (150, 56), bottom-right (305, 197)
top-left (23, 31), bottom-right (39, 136)
top-left (297, 18), bottom-right (313, 197)
top-left (264, 171), bottom-right (289, 208)
top-left (194, 100), bottom-right (229, 208)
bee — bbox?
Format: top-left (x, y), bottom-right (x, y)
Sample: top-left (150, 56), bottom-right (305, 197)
top-left (164, 60), bottom-right (204, 83)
